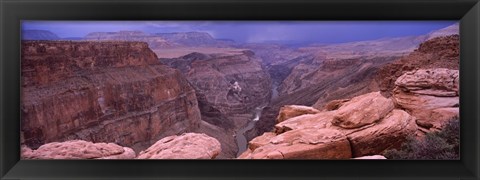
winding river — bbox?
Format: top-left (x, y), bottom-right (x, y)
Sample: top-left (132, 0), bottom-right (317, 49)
top-left (235, 105), bottom-right (266, 157)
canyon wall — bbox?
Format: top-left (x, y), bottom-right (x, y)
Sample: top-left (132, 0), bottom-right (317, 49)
top-left (21, 41), bottom-right (202, 152)
top-left (161, 50), bottom-right (272, 158)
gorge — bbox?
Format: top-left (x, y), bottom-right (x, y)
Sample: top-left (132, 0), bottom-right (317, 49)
top-left (20, 22), bottom-right (459, 159)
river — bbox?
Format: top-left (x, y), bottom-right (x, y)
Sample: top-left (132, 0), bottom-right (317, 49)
top-left (235, 105), bottom-right (266, 157)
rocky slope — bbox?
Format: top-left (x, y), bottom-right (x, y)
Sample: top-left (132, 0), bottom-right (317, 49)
top-left (21, 41), bottom-right (202, 152)
top-left (160, 49), bottom-right (272, 158)
top-left (247, 30), bottom-right (459, 143)
top-left (239, 92), bottom-right (418, 159)
top-left (376, 35), bottom-right (460, 96)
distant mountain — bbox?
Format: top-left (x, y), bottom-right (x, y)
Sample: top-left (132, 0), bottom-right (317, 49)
top-left (84, 31), bottom-right (176, 48)
top-left (424, 22), bottom-right (459, 40)
top-left (301, 23), bottom-right (459, 60)
top-left (22, 30), bottom-right (60, 40)
top-left (155, 32), bottom-right (234, 47)
top-left (83, 31), bottom-right (234, 49)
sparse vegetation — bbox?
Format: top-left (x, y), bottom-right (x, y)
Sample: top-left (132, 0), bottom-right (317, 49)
top-left (384, 118), bottom-right (459, 160)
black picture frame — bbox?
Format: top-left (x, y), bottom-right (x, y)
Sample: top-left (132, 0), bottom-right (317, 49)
top-left (1, 0), bottom-right (479, 179)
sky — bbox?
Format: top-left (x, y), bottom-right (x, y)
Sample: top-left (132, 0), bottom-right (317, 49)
top-left (22, 21), bottom-right (457, 44)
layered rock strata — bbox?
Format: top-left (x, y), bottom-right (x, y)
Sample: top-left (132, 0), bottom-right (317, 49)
top-left (161, 50), bottom-right (272, 158)
top-left (239, 92), bottom-right (417, 159)
top-left (21, 41), bottom-right (202, 152)
top-left (392, 68), bottom-right (459, 133)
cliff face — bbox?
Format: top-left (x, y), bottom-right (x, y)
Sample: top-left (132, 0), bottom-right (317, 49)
top-left (161, 50), bottom-right (272, 158)
top-left (21, 41), bottom-right (202, 152)
top-left (376, 35), bottom-right (459, 96)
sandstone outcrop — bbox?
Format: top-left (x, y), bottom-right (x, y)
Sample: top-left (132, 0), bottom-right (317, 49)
top-left (376, 35), bottom-right (459, 95)
top-left (239, 129), bottom-right (351, 159)
top-left (392, 68), bottom-right (459, 131)
top-left (240, 92), bottom-right (417, 159)
top-left (353, 155), bottom-right (387, 159)
top-left (21, 41), bottom-right (202, 152)
top-left (332, 92), bottom-right (394, 129)
top-left (21, 140), bottom-right (135, 159)
top-left (275, 105), bottom-right (320, 124)
top-left (136, 133), bottom-right (221, 159)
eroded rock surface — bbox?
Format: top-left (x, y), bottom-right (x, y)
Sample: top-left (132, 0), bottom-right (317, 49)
top-left (240, 92), bottom-right (417, 159)
top-left (21, 41), bottom-right (202, 152)
top-left (136, 133), bottom-right (221, 159)
top-left (392, 68), bottom-right (459, 131)
top-left (333, 92), bottom-right (394, 129)
top-left (21, 140), bottom-right (135, 159)
top-left (239, 129), bottom-right (351, 159)
top-left (275, 105), bottom-right (320, 124)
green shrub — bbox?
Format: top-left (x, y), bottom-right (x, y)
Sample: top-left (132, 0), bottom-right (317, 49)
top-left (384, 118), bottom-right (459, 160)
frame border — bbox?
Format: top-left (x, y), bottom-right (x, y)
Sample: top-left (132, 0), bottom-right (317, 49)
top-left (1, 0), bottom-right (479, 179)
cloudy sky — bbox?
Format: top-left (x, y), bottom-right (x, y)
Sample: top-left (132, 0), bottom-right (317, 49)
top-left (22, 21), bottom-right (457, 44)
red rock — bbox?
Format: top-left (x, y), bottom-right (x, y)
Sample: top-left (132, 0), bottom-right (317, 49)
top-left (275, 105), bottom-right (320, 123)
top-left (21, 140), bottom-right (135, 159)
top-left (321, 98), bottom-right (350, 111)
top-left (376, 35), bottom-right (459, 95)
top-left (136, 133), bottom-right (221, 159)
top-left (346, 109), bottom-right (417, 157)
top-left (392, 68), bottom-right (459, 130)
top-left (332, 92), bottom-right (394, 129)
top-left (248, 132), bottom-right (277, 151)
top-left (353, 155), bottom-right (387, 159)
top-left (21, 41), bottom-right (202, 152)
top-left (238, 129), bottom-right (351, 159)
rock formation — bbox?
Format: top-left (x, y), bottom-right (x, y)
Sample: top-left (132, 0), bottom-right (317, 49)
top-left (353, 155), bottom-right (387, 159)
top-left (161, 50), bottom-right (272, 158)
top-left (392, 68), bottom-right (459, 133)
top-left (276, 105), bottom-right (320, 124)
top-left (21, 41), bottom-right (202, 153)
top-left (136, 133), bottom-right (221, 159)
top-left (21, 140), bottom-right (136, 159)
top-left (376, 35), bottom-right (459, 95)
top-left (239, 92), bottom-right (417, 159)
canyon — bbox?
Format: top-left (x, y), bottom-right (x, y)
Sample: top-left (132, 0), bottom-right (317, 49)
top-left (21, 23), bottom-right (459, 159)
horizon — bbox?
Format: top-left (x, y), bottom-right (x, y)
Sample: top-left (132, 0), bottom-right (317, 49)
top-left (22, 21), bottom-right (457, 45)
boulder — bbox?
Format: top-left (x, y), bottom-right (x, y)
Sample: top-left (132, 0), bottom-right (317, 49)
top-left (274, 112), bottom-right (334, 134)
top-left (323, 98), bottom-right (350, 111)
top-left (346, 109), bottom-right (417, 157)
top-left (392, 68), bottom-right (459, 129)
top-left (136, 133), bottom-right (221, 159)
top-left (353, 155), bottom-right (387, 159)
top-left (332, 92), bottom-right (394, 129)
top-left (275, 105), bottom-right (320, 124)
top-left (248, 132), bottom-right (277, 151)
top-left (21, 140), bottom-right (136, 159)
top-left (238, 129), bottom-right (352, 159)
top-left (394, 68), bottom-right (459, 94)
